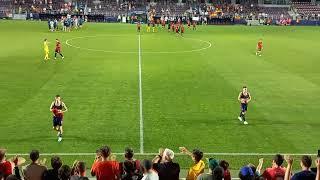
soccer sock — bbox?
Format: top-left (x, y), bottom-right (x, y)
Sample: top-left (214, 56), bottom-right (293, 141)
top-left (242, 114), bottom-right (246, 121)
top-left (239, 112), bottom-right (243, 117)
top-left (59, 53), bottom-right (64, 57)
top-left (54, 53), bottom-right (57, 58)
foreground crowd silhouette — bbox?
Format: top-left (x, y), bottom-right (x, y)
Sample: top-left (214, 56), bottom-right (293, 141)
top-left (0, 147), bottom-right (319, 180)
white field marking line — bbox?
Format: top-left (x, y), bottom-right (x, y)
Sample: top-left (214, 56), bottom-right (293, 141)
top-left (7, 153), bottom-right (317, 156)
top-left (138, 33), bottom-right (144, 154)
top-left (65, 35), bottom-right (212, 54)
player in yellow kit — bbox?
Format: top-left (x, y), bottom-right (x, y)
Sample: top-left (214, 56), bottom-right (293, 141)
top-left (146, 23), bottom-right (151, 32)
top-left (44, 39), bottom-right (50, 60)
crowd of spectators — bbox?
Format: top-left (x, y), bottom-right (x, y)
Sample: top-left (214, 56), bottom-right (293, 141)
top-left (1, 147), bottom-right (320, 180)
top-left (292, 2), bottom-right (320, 20)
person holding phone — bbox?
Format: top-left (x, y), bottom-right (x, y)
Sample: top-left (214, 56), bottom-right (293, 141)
top-left (91, 146), bottom-right (120, 180)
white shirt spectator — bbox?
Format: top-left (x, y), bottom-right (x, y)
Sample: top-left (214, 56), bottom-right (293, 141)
top-left (142, 170), bottom-right (159, 180)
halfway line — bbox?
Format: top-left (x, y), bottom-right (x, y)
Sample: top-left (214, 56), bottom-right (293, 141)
top-left (138, 33), bottom-right (144, 154)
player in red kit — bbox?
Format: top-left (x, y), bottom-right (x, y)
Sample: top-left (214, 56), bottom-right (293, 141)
top-left (175, 24), bottom-right (179, 34)
top-left (55, 39), bottom-right (64, 60)
top-left (171, 22), bottom-right (175, 32)
top-left (137, 21), bottom-right (141, 33)
top-left (180, 24), bottom-right (185, 36)
top-left (192, 21), bottom-right (196, 30)
top-left (50, 95), bottom-right (68, 142)
top-left (256, 39), bottom-right (263, 56)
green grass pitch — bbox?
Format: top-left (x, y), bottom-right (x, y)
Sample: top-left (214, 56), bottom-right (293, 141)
top-left (0, 20), bottom-right (319, 172)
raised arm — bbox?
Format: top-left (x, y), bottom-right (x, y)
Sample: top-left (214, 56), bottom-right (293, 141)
top-left (179, 147), bottom-right (193, 157)
top-left (316, 158), bottom-right (320, 180)
top-left (152, 148), bottom-right (164, 163)
top-left (256, 158), bottom-right (264, 175)
top-left (284, 155), bottom-right (293, 180)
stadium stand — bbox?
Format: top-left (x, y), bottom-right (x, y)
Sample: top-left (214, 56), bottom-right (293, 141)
top-left (292, 2), bottom-right (320, 20)
top-left (0, 147), bottom-right (319, 180)
top-left (0, 0), bottom-right (13, 18)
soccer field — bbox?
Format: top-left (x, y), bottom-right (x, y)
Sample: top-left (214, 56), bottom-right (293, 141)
top-left (0, 20), bottom-right (319, 169)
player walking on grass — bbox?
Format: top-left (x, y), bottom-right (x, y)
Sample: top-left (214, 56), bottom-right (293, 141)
top-left (50, 95), bottom-right (68, 142)
top-left (238, 86), bottom-right (251, 125)
top-left (54, 39), bottom-right (64, 60)
top-left (180, 24), bottom-right (185, 36)
top-left (43, 39), bottom-right (50, 60)
top-left (256, 39), bottom-right (263, 56)
top-left (137, 21), bottom-right (141, 33)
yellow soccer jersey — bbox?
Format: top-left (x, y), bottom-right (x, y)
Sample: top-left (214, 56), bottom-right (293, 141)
top-left (186, 160), bottom-right (205, 180)
top-left (44, 41), bottom-right (49, 52)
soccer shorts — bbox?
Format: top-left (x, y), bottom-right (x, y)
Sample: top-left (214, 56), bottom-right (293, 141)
top-left (53, 116), bottom-right (63, 127)
top-left (241, 103), bottom-right (248, 112)
top-left (55, 49), bottom-right (61, 53)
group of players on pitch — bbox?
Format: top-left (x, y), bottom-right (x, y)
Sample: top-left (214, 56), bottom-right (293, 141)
top-left (136, 20), bottom-right (264, 56)
top-left (43, 38), bottom-right (65, 61)
top-left (49, 86), bottom-right (251, 142)
top-left (46, 22), bottom-right (263, 142)
top-left (137, 20), bottom-right (197, 36)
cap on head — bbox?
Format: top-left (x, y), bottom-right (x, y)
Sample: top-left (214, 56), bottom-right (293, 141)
top-left (240, 166), bottom-right (254, 177)
top-left (208, 158), bottom-right (219, 170)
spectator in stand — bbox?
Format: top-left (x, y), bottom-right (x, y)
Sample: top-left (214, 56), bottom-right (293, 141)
top-left (59, 165), bottom-right (71, 180)
top-left (6, 175), bottom-right (20, 180)
top-left (43, 156), bottom-right (63, 180)
top-left (141, 159), bottom-right (159, 180)
top-left (23, 150), bottom-right (47, 180)
top-left (91, 146), bottom-right (120, 180)
top-left (284, 155), bottom-right (316, 180)
top-left (219, 160), bottom-right (231, 180)
top-left (0, 148), bottom-right (12, 179)
top-left (197, 158), bottom-right (220, 180)
top-left (10, 156), bottom-right (22, 180)
top-left (152, 148), bottom-right (180, 180)
top-left (70, 161), bottom-right (89, 180)
top-left (239, 166), bottom-right (255, 180)
top-left (262, 154), bottom-right (286, 180)
top-left (179, 147), bottom-right (205, 180)
top-left (119, 147), bottom-right (142, 180)
top-left (213, 166), bottom-right (224, 180)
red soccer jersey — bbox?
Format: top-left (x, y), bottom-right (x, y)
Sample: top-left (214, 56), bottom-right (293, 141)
top-left (91, 161), bottom-right (120, 180)
top-left (56, 42), bottom-right (61, 51)
top-left (181, 26), bottom-right (185, 33)
top-left (0, 161), bottom-right (13, 178)
top-left (258, 41), bottom-right (263, 49)
top-left (52, 108), bottom-right (63, 118)
top-left (262, 167), bottom-right (286, 180)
